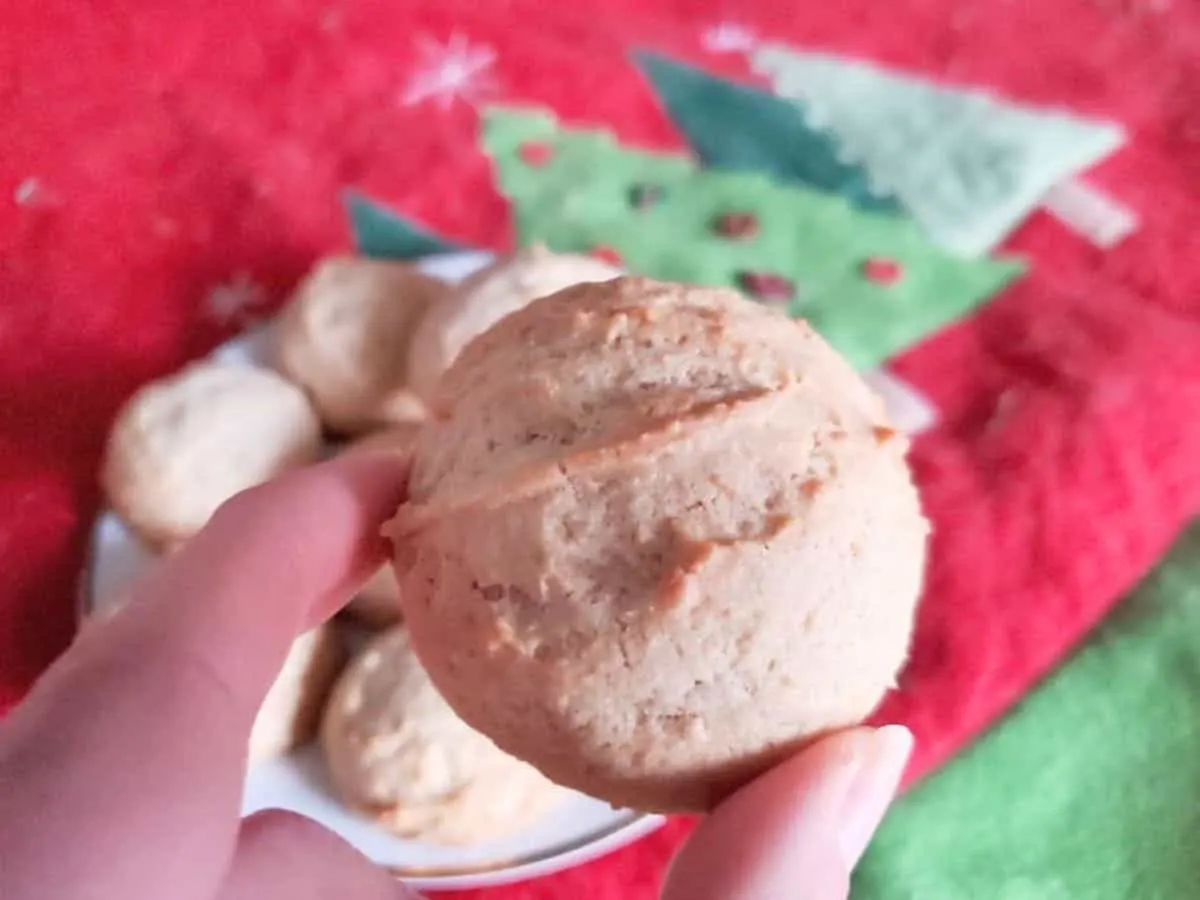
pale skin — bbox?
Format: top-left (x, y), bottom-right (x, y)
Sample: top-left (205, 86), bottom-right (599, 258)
top-left (0, 455), bottom-right (911, 900)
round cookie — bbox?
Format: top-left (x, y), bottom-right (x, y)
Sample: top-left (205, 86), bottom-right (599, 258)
top-left (249, 624), bottom-right (346, 764)
top-left (321, 626), bottom-right (567, 845)
top-left (102, 362), bottom-right (322, 547)
top-left (276, 257), bottom-right (447, 434)
top-left (387, 277), bottom-right (928, 813)
top-left (340, 424), bottom-right (422, 628)
top-left (406, 245), bottom-right (621, 400)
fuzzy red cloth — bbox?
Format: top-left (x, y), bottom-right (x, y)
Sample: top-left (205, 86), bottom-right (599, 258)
top-left (2, 1), bottom-right (1199, 897)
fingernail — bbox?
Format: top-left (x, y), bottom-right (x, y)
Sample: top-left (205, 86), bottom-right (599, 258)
top-left (838, 725), bottom-right (913, 868)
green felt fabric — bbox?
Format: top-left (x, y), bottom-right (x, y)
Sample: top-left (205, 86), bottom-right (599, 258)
top-left (481, 106), bottom-right (1023, 369)
top-left (631, 51), bottom-right (901, 215)
top-left (753, 45), bottom-right (1126, 257)
top-left (344, 190), bottom-right (466, 259)
top-left (853, 521), bottom-right (1200, 900)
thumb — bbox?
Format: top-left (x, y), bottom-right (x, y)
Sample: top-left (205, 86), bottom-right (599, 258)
top-left (662, 726), bottom-right (913, 900)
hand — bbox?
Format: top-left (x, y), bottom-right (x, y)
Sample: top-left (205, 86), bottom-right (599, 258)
top-left (0, 455), bottom-right (909, 900)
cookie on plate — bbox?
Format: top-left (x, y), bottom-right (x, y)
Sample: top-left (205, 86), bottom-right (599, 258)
top-left (276, 257), bottom-right (447, 434)
top-left (102, 362), bottom-right (322, 548)
top-left (406, 245), bottom-right (620, 400)
top-left (387, 277), bottom-right (928, 813)
top-left (250, 624), bottom-right (346, 764)
top-left (321, 626), bottom-right (568, 845)
top-left (339, 424), bottom-right (422, 628)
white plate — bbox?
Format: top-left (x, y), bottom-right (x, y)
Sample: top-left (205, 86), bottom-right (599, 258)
top-left (82, 251), bottom-right (665, 891)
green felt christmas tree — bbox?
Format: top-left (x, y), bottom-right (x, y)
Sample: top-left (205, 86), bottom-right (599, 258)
top-left (751, 45), bottom-right (1125, 256)
top-left (481, 106), bottom-right (1023, 370)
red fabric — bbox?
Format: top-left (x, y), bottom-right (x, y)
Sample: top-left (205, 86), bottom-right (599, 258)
top-left (2, 1), bottom-right (1200, 897)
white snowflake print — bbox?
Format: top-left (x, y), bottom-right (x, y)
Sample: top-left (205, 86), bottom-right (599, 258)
top-left (206, 271), bottom-right (267, 326)
top-left (702, 22), bottom-right (758, 54)
top-left (13, 176), bottom-right (53, 207)
top-left (401, 32), bottom-right (497, 110)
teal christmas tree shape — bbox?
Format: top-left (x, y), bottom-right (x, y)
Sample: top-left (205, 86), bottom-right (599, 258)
top-left (632, 50), bottom-right (901, 215)
top-left (343, 190), bottom-right (465, 260)
top-left (481, 105), bottom-right (1023, 370)
top-left (752, 45), bottom-right (1126, 256)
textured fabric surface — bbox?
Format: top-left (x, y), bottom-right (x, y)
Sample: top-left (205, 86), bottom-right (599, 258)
top-left (753, 45), bottom-right (1127, 257)
top-left (855, 520), bottom-right (1200, 900)
top-left (2, 2), bottom-right (1200, 898)
top-left (481, 106), bottom-right (1023, 368)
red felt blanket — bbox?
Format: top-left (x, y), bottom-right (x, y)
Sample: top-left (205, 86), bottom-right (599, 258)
top-left (2, 1), bottom-right (1199, 897)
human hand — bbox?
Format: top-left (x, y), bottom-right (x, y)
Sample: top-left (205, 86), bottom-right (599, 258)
top-left (0, 454), bottom-right (910, 900)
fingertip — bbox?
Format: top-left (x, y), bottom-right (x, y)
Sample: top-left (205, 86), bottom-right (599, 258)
top-left (206, 452), bottom-right (409, 546)
top-left (162, 453), bottom-right (409, 620)
top-left (662, 727), bottom-right (911, 900)
top-left (839, 725), bottom-right (912, 867)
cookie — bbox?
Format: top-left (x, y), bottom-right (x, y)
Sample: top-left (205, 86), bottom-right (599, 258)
top-left (321, 626), bottom-right (568, 845)
top-left (387, 277), bottom-right (928, 813)
top-left (275, 257), bottom-right (447, 434)
top-left (339, 424), bottom-right (421, 627)
top-left (249, 624), bottom-right (346, 764)
top-left (406, 245), bottom-right (621, 400)
top-left (102, 362), bottom-right (322, 547)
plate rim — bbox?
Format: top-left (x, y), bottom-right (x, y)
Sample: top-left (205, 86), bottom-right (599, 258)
top-left (383, 809), bottom-right (665, 890)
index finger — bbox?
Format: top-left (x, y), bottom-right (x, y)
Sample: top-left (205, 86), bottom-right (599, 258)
top-left (0, 454), bottom-right (407, 900)
top-left (118, 451), bottom-right (407, 717)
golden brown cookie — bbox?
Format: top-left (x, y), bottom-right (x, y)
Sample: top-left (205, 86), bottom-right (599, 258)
top-left (276, 257), bottom-right (447, 434)
top-left (405, 246), bottom-right (621, 401)
top-left (321, 626), bottom-right (568, 845)
top-left (388, 277), bottom-right (928, 813)
top-left (102, 362), bottom-right (322, 548)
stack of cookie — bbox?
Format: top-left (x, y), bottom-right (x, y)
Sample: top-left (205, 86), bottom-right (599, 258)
top-left (96, 247), bottom-right (620, 844)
